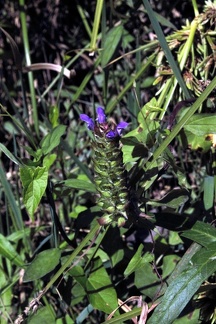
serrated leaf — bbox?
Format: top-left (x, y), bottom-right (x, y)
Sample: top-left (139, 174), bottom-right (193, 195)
top-left (124, 245), bottom-right (153, 276)
top-left (86, 257), bottom-right (118, 314)
top-left (101, 25), bottom-right (123, 66)
top-left (181, 221), bottom-right (216, 247)
top-left (184, 114), bottom-right (216, 136)
top-left (148, 243), bottom-right (216, 324)
top-left (40, 125), bottom-right (66, 155)
top-left (20, 166), bottom-right (48, 219)
top-left (0, 233), bottom-right (24, 267)
top-left (23, 248), bottom-right (61, 282)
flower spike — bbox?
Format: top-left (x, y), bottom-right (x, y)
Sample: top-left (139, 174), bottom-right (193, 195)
top-left (80, 107), bottom-right (129, 227)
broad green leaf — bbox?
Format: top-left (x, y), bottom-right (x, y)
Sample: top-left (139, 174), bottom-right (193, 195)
top-left (184, 114), bottom-right (216, 136)
top-left (124, 245), bottom-right (153, 277)
top-left (28, 306), bottom-right (55, 324)
top-left (183, 130), bottom-right (211, 151)
top-left (101, 25), bottom-right (123, 66)
top-left (23, 248), bottom-right (61, 282)
top-left (40, 125), bottom-right (66, 155)
top-left (181, 221), bottom-right (216, 247)
top-left (63, 179), bottom-right (96, 193)
top-left (148, 243), bottom-right (216, 324)
top-left (20, 166), bottom-right (48, 219)
top-left (111, 249), bottom-right (124, 267)
top-left (135, 262), bottom-right (160, 299)
top-left (162, 254), bottom-right (181, 278)
top-left (0, 233), bottom-right (24, 267)
top-left (86, 257), bottom-right (118, 314)
top-left (68, 265), bottom-right (87, 288)
top-left (203, 176), bottom-right (214, 210)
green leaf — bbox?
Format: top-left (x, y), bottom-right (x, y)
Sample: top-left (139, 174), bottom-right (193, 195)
top-left (181, 221), bottom-right (216, 247)
top-left (49, 105), bottom-right (59, 128)
top-left (147, 188), bottom-right (190, 209)
top-left (135, 262), bottom-right (159, 299)
top-left (40, 125), bottom-right (66, 155)
top-left (43, 153), bottom-right (57, 170)
top-left (63, 179), bottom-right (96, 193)
top-left (162, 254), bottom-right (181, 278)
top-left (148, 243), bottom-right (216, 324)
top-left (28, 306), bottom-right (55, 324)
top-left (68, 265), bottom-right (87, 288)
top-left (20, 166), bottom-right (48, 219)
top-left (0, 233), bottom-right (24, 267)
top-left (184, 114), bottom-right (216, 136)
top-left (86, 257), bottom-right (118, 314)
top-left (203, 176), bottom-right (214, 210)
top-left (124, 245), bottom-right (153, 277)
top-left (23, 248), bottom-right (61, 282)
top-left (101, 25), bottom-right (123, 66)
top-left (182, 130), bottom-right (212, 151)
top-left (0, 143), bottom-right (21, 165)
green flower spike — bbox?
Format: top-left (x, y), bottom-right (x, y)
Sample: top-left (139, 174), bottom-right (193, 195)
top-left (80, 107), bottom-right (129, 227)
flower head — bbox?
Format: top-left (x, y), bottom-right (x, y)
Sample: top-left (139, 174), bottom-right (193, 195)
top-left (80, 107), bottom-right (128, 140)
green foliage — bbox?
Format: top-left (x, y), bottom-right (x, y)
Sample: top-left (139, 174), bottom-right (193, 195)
top-left (23, 248), bottom-right (61, 282)
top-left (1, 0), bottom-right (216, 323)
top-left (20, 166), bottom-right (48, 219)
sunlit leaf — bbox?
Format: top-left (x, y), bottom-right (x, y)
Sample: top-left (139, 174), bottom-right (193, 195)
top-left (124, 245), bottom-right (153, 277)
top-left (181, 221), bottom-right (216, 247)
top-left (184, 114), bottom-right (216, 136)
top-left (40, 125), bottom-right (66, 155)
top-left (86, 257), bottom-right (118, 314)
top-left (20, 166), bottom-right (48, 219)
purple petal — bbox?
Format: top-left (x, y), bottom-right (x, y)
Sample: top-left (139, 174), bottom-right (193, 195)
top-left (96, 107), bottom-right (106, 123)
top-left (117, 121), bottom-right (129, 135)
top-left (80, 114), bottom-right (94, 130)
top-left (106, 130), bottom-right (117, 139)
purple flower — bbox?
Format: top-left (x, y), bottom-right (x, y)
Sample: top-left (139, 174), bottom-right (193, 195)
top-left (96, 107), bottom-right (106, 123)
top-left (80, 107), bottom-right (128, 139)
top-left (80, 114), bottom-right (94, 130)
top-left (117, 121), bottom-right (129, 135)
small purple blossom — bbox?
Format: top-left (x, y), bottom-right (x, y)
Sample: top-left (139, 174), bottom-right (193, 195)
top-left (80, 107), bottom-right (128, 139)
top-left (80, 114), bottom-right (94, 130)
top-left (96, 107), bottom-right (106, 123)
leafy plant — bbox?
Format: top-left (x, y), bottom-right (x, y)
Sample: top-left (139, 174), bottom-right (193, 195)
top-left (0, 0), bottom-right (216, 323)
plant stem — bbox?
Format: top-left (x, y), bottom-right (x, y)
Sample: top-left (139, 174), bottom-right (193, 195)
top-left (19, 0), bottom-right (39, 137)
